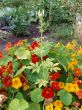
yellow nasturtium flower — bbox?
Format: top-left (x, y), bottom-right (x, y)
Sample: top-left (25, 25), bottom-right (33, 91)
top-left (64, 83), bottom-right (74, 92)
top-left (45, 103), bottom-right (53, 110)
top-left (78, 46), bottom-right (82, 55)
top-left (53, 100), bottom-right (63, 108)
top-left (73, 84), bottom-right (80, 93)
top-left (54, 107), bottom-right (62, 110)
top-left (79, 106), bottom-right (82, 110)
top-left (66, 42), bottom-right (75, 50)
top-left (71, 58), bottom-right (78, 65)
top-left (12, 77), bottom-right (22, 89)
top-left (68, 62), bottom-right (74, 70)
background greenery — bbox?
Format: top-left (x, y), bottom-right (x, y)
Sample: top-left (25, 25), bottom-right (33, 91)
top-left (0, 0), bottom-right (82, 37)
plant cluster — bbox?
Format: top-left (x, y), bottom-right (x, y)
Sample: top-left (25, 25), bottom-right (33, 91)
top-left (0, 0), bottom-right (80, 37)
top-left (0, 39), bottom-right (82, 110)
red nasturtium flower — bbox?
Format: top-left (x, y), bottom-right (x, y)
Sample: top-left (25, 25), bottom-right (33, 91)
top-left (0, 67), bottom-right (3, 76)
top-left (5, 42), bottom-right (11, 51)
top-left (50, 81), bottom-right (60, 91)
top-left (43, 55), bottom-right (48, 60)
top-left (29, 41), bottom-right (39, 50)
top-left (31, 54), bottom-right (40, 64)
top-left (49, 72), bottom-right (61, 81)
top-left (2, 75), bottom-right (12, 87)
top-left (76, 89), bottom-right (82, 99)
top-left (20, 73), bottom-right (27, 84)
top-left (74, 68), bottom-right (82, 77)
top-left (0, 66), bottom-right (7, 76)
top-left (7, 61), bottom-right (13, 74)
top-left (42, 87), bottom-right (54, 99)
top-left (0, 52), bottom-right (3, 58)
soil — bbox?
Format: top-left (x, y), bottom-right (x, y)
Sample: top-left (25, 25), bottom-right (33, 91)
top-left (0, 23), bottom-right (81, 52)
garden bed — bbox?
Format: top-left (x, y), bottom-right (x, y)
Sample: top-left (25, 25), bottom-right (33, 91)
top-left (0, 39), bottom-right (82, 110)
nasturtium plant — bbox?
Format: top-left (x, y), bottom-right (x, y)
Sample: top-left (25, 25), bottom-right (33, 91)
top-left (30, 88), bottom-right (44, 103)
top-left (0, 39), bottom-right (82, 110)
top-left (8, 98), bottom-right (29, 110)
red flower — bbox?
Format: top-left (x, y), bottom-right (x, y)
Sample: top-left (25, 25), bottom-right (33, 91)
top-left (20, 73), bottom-right (27, 84)
top-left (7, 61), bottom-right (13, 74)
top-left (5, 42), bottom-right (11, 51)
top-left (76, 89), bottom-right (82, 99)
top-left (0, 66), bottom-right (6, 76)
top-left (0, 67), bottom-right (3, 76)
top-left (29, 41), bottom-right (39, 50)
top-left (49, 72), bottom-right (61, 81)
top-left (42, 87), bottom-right (54, 99)
top-left (43, 55), bottom-right (48, 60)
top-left (0, 52), bottom-right (3, 58)
top-left (2, 75), bottom-right (12, 87)
top-left (31, 54), bottom-right (40, 64)
top-left (74, 68), bottom-right (82, 77)
top-left (77, 80), bottom-right (82, 87)
top-left (50, 81), bottom-right (60, 91)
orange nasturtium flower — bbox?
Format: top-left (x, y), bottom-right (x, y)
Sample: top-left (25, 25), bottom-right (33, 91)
top-left (74, 68), bottom-right (82, 77)
top-left (76, 90), bottom-right (82, 99)
top-left (14, 40), bottom-right (24, 46)
top-left (5, 42), bottom-right (11, 51)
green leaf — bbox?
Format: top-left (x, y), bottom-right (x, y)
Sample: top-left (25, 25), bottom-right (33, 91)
top-left (58, 89), bottom-right (66, 96)
top-left (70, 107), bottom-right (77, 110)
top-left (58, 90), bottom-right (72, 106)
top-left (27, 103), bottom-right (40, 110)
top-left (8, 98), bottom-right (29, 110)
top-left (0, 55), bottom-right (13, 66)
top-left (15, 47), bottom-right (31, 60)
top-left (15, 92), bottom-right (24, 99)
top-left (57, 55), bottom-right (69, 72)
top-left (14, 66), bottom-right (26, 77)
top-left (33, 42), bottom-right (53, 57)
top-left (19, 99), bottom-right (29, 110)
top-left (13, 61), bottom-right (19, 72)
top-left (8, 99), bottom-right (19, 110)
top-left (30, 88), bottom-right (43, 103)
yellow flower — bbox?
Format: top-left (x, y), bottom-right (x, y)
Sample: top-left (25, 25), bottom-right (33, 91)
top-left (59, 82), bottom-right (64, 89)
top-left (66, 42), bottom-right (75, 50)
top-left (72, 53), bottom-right (76, 58)
top-left (78, 46), bottom-right (82, 55)
top-left (23, 83), bottom-right (29, 91)
top-left (79, 106), bottom-right (82, 110)
top-left (53, 100), bottom-right (63, 108)
top-left (45, 103), bottom-right (53, 110)
top-left (71, 58), bottom-right (78, 65)
top-left (64, 83), bottom-right (74, 92)
top-left (54, 107), bottom-right (62, 110)
top-left (73, 84), bottom-right (80, 93)
top-left (68, 62), bottom-right (74, 70)
top-left (12, 77), bottom-right (22, 89)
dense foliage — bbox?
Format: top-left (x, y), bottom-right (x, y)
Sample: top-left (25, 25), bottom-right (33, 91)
top-left (0, 38), bottom-right (82, 110)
